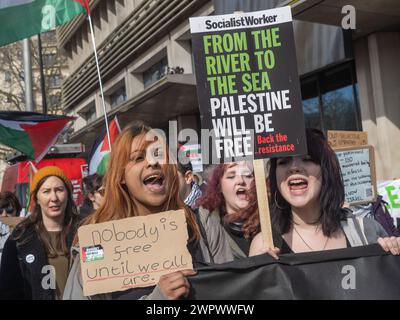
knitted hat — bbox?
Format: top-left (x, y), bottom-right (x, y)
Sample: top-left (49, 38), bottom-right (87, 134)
top-left (30, 166), bottom-right (73, 195)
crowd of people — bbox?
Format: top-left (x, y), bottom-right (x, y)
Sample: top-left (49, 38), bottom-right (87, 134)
top-left (0, 122), bottom-right (399, 300)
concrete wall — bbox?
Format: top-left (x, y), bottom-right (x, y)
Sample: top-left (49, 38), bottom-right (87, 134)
top-left (355, 32), bottom-right (400, 180)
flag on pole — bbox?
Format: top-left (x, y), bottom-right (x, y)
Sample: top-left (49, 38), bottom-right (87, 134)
top-left (0, 0), bottom-right (89, 47)
top-left (0, 111), bottom-right (75, 162)
top-left (88, 117), bottom-right (121, 175)
top-left (73, 0), bottom-right (90, 15)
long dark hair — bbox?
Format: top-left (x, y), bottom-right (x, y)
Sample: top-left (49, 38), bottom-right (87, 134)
top-left (13, 176), bottom-right (79, 257)
top-left (269, 129), bottom-right (346, 237)
top-left (0, 191), bottom-right (22, 216)
top-left (81, 173), bottom-right (104, 210)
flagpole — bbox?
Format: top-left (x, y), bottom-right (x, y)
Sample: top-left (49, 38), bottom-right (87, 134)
top-left (23, 39), bottom-right (34, 112)
top-left (87, 14), bottom-right (112, 152)
top-left (37, 34), bottom-right (48, 114)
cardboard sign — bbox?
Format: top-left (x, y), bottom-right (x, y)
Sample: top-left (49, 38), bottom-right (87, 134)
top-left (328, 130), bottom-right (368, 148)
top-left (190, 7), bottom-right (307, 163)
top-left (0, 216), bottom-right (24, 228)
top-left (378, 179), bottom-right (400, 227)
top-left (335, 145), bottom-right (377, 205)
top-left (78, 210), bottom-right (193, 296)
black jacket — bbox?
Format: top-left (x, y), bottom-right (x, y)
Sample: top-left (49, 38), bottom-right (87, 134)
top-left (0, 225), bottom-right (76, 300)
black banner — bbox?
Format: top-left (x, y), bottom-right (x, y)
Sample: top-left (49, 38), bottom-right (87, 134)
top-left (189, 244), bottom-right (400, 299)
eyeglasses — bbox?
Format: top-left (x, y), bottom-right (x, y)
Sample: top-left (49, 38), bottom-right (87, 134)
top-left (0, 207), bottom-right (14, 215)
top-left (96, 188), bottom-right (105, 197)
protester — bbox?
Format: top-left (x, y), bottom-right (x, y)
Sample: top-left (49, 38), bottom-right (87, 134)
top-left (0, 192), bottom-right (22, 263)
top-left (0, 191), bottom-right (22, 218)
top-left (196, 161), bottom-right (260, 263)
top-left (192, 172), bottom-right (202, 185)
top-left (80, 173), bottom-right (104, 217)
top-left (249, 129), bottom-right (400, 258)
top-left (0, 166), bottom-right (80, 299)
top-left (177, 152), bottom-right (202, 210)
top-left (350, 196), bottom-right (400, 237)
top-left (63, 121), bottom-right (208, 300)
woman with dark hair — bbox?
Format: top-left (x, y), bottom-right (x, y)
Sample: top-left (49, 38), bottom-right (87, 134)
top-left (79, 173), bottom-right (104, 217)
top-left (250, 129), bottom-right (400, 257)
top-left (0, 192), bottom-right (23, 264)
top-left (63, 121), bottom-right (206, 300)
top-left (196, 161), bottom-right (259, 263)
top-left (0, 166), bottom-right (80, 299)
top-left (0, 191), bottom-right (22, 217)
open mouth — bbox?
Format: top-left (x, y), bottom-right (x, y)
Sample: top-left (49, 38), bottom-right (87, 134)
top-left (49, 206), bottom-right (61, 211)
top-left (143, 173), bottom-right (165, 193)
top-left (236, 187), bottom-right (248, 200)
top-left (288, 178), bottom-right (308, 191)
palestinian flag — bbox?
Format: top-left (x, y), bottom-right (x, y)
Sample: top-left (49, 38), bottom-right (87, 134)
top-left (0, 111), bottom-right (74, 161)
top-left (0, 0), bottom-right (89, 47)
top-left (89, 117), bottom-right (121, 175)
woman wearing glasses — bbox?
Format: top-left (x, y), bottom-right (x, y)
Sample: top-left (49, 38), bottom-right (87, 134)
top-left (0, 192), bottom-right (22, 264)
top-left (0, 191), bottom-right (21, 218)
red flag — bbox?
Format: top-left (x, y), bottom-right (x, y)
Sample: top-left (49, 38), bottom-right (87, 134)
top-left (0, 112), bottom-right (75, 162)
top-left (74, 0), bottom-right (90, 15)
top-left (88, 117), bottom-right (121, 175)
top-left (101, 117), bottom-right (121, 152)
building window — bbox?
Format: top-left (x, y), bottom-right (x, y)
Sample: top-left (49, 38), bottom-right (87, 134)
top-left (43, 53), bottom-right (57, 66)
top-left (41, 31), bottom-right (57, 44)
top-left (48, 94), bottom-right (61, 107)
top-left (81, 106), bottom-right (96, 124)
top-left (143, 57), bottom-right (168, 88)
top-left (301, 78), bottom-right (322, 131)
top-left (300, 62), bottom-right (360, 132)
top-left (4, 71), bottom-right (11, 83)
top-left (109, 86), bottom-right (127, 108)
top-left (48, 75), bottom-right (61, 88)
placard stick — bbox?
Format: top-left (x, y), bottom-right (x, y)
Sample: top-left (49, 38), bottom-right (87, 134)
top-left (253, 159), bottom-right (274, 249)
top-left (231, 10), bottom-right (273, 247)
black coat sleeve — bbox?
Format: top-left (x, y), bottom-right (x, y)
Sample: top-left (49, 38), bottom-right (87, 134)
top-left (0, 237), bottom-right (25, 299)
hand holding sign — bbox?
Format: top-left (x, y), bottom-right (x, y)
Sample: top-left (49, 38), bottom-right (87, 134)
top-left (158, 269), bottom-right (197, 300)
top-left (190, 7), bottom-right (307, 250)
top-left (190, 7), bottom-right (306, 163)
top-left (78, 210), bottom-right (193, 296)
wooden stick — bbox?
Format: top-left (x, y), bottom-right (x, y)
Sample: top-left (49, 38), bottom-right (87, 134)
top-left (253, 159), bottom-right (274, 248)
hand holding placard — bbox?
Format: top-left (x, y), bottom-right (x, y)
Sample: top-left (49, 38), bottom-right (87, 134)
top-left (190, 7), bottom-right (307, 162)
top-left (78, 210), bottom-right (193, 296)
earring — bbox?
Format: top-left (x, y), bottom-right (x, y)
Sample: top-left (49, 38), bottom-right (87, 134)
top-left (274, 191), bottom-right (287, 210)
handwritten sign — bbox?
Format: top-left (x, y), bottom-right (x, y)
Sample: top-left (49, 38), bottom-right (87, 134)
top-left (78, 210), bottom-right (193, 296)
top-left (328, 130), bottom-right (368, 148)
top-left (335, 145), bottom-right (377, 205)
